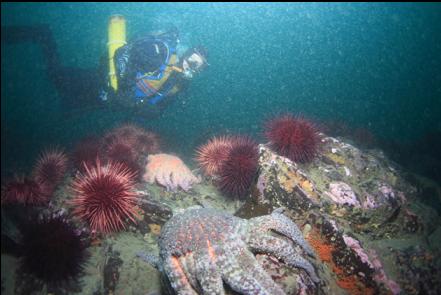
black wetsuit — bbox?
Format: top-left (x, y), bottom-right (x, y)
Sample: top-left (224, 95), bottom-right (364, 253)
top-left (2, 25), bottom-right (187, 119)
top-left (108, 32), bottom-right (189, 116)
top-left (2, 25), bottom-right (104, 111)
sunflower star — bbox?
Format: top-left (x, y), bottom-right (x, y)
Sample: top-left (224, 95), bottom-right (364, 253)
top-left (138, 207), bottom-right (319, 294)
top-left (143, 154), bottom-right (200, 192)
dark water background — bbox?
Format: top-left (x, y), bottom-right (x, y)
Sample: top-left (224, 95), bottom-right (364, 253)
top-left (2, 3), bottom-right (441, 182)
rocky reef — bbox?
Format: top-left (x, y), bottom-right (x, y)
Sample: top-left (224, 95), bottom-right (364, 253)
top-left (2, 135), bottom-right (440, 295)
top-left (238, 136), bottom-right (441, 295)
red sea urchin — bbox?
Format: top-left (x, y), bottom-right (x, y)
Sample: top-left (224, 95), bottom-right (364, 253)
top-left (196, 135), bottom-right (234, 177)
top-left (32, 148), bottom-right (68, 193)
top-left (72, 136), bottom-right (103, 172)
top-left (1, 175), bottom-right (50, 205)
top-left (19, 215), bottom-right (88, 285)
top-left (134, 131), bottom-right (161, 155)
top-left (218, 136), bottom-right (259, 198)
top-left (112, 123), bottom-right (145, 142)
top-left (106, 124), bottom-right (161, 156)
top-left (70, 159), bottom-right (139, 233)
top-left (265, 114), bottom-right (321, 163)
top-left (103, 138), bottom-right (141, 176)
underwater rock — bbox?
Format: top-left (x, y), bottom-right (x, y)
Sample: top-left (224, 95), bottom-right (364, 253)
top-left (253, 144), bottom-right (320, 216)
top-left (342, 235), bottom-right (374, 269)
top-left (325, 182), bottom-right (361, 207)
top-left (237, 141), bottom-right (440, 295)
top-left (392, 246), bottom-right (441, 294)
top-left (103, 247), bottom-right (123, 294)
top-left (137, 194), bottom-right (173, 234)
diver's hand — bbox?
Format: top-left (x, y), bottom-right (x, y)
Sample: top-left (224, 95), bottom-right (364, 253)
top-left (99, 89), bottom-right (109, 102)
top-left (98, 86), bottom-right (117, 104)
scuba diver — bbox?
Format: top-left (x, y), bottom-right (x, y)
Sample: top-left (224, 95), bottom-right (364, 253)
top-left (102, 15), bottom-right (208, 118)
top-left (1, 15), bottom-right (208, 119)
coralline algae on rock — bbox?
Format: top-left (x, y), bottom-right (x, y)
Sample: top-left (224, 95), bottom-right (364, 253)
top-left (325, 182), bottom-right (361, 207)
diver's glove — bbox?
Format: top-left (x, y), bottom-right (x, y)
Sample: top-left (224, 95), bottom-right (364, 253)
top-left (183, 69), bottom-right (194, 79)
top-left (99, 89), bottom-right (109, 102)
top-left (98, 85), bottom-right (117, 104)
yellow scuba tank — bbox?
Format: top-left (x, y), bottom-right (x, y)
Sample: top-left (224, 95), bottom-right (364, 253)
top-left (108, 15), bottom-right (126, 91)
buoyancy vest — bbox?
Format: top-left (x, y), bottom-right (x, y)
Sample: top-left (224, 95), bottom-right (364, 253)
top-left (134, 40), bottom-right (182, 105)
